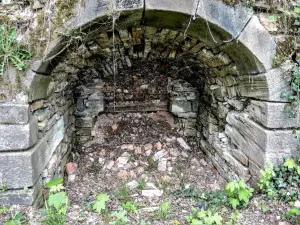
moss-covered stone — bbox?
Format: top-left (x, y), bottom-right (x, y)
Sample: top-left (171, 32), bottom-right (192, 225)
top-left (273, 36), bottom-right (296, 67)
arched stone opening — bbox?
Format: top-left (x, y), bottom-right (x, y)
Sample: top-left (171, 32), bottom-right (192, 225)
top-left (0, 2), bottom-right (298, 206)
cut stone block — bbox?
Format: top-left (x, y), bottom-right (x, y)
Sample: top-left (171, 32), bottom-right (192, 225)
top-left (0, 118), bottom-right (38, 151)
top-left (0, 176), bottom-right (42, 206)
top-left (146, 0), bottom-right (196, 15)
top-left (0, 117), bottom-right (65, 189)
top-left (0, 103), bottom-right (30, 124)
top-left (170, 101), bottom-right (192, 114)
top-left (247, 100), bottom-right (300, 128)
top-left (225, 111), bottom-right (299, 167)
top-left (238, 16), bottom-right (276, 71)
top-left (237, 67), bottom-right (290, 101)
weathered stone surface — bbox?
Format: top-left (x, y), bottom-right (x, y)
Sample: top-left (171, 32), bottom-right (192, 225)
top-left (0, 118), bottom-right (38, 151)
top-left (237, 67), bottom-right (290, 101)
top-left (170, 101), bottom-right (192, 114)
top-left (226, 111), bottom-right (299, 167)
top-left (0, 176), bottom-right (42, 206)
top-left (247, 100), bottom-right (300, 129)
top-left (0, 103), bottom-right (29, 124)
top-left (75, 117), bottom-right (96, 128)
top-left (29, 74), bottom-right (52, 102)
top-left (116, 0), bottom-right (143, 10)
top-left (0, 117), bottom-right (65, 189)
top-left (231, 149), bottom-right (249, 166)
top-left (196, 0), bottom-right (251, 38)
top-left (146, 0), bottom-right (196, 15)
top-left (238, 16), bottom-right (276, 71)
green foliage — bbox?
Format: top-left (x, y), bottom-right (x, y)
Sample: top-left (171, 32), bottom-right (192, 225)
top-left (0, 184), bottom-right (7, 192)
top-left (282, 207), bottom-right (300, 224)
top-left (261, 205), bottom-right (269, 213)
top-left (121, 201), bottom-right (137, 214)
top-left (259, 158), bottom-right (300, 202)
top-left (225, 210), bottom-right (242, 225)
top-left (43, 178), bottom-right (68, 225)
top-left (225, 180), bottom-right (253, 209)
top-left (93, 193), bottom-right (109, 214)
top-left (186, 209), bottom-right (222, 225)
top-left (0, 25), bottom-right (31, 78)
top-left (157, 201), bottom-right (170, 219)
top-left (113, 185), bottom-right (131, 201)
top-left (138, 179), bottom-right (146, 190)
top-left (4, 212), bottom-right (25, 225)
top-left (0, 207), bottom-right (8, 214)
top-left (171, 187), bottom-right (227, 208)
top-left (109, 207), bottom-right (129, 225)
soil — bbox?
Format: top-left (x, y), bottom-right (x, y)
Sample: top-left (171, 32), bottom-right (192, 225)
top-left (0, 113), bottom-right (295, 225)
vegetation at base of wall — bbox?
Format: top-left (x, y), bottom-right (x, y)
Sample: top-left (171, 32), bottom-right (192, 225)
top-left (0, 24), bottom-right (31, 78)
top-left (42, 178), bottom-right (69, 225)
top-left (258, 158), bottom-right (300, 202)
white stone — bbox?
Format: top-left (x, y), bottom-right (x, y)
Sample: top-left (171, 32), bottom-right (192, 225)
top-left (158, 159), bottom-right (167, 171)
top-left (126, 180), bottom-right (140, 190)
top-left (177, 137), bottom-right (191, 150)
top-left (294, 200), bottom-right (300, 209)
top-left (181, 151), bottom-right (189, 158)
top-left (153, 150), bottom-right (167, 161)
top-left (170, 148), bottom-right (180, 157)
top-left (105, 161), bottom-right (115, 170)
top-left (142, 190), bottom-right (163, 198)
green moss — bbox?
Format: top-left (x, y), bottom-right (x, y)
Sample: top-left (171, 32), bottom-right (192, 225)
top-left (222, 0), bottom-right (239, 6)
top-left (55, 0), bottom-right (79, 26)
top-left (273, 36), bottom-right (296, 67)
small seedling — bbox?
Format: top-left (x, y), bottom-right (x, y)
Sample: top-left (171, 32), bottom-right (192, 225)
top-left (109, 207), bottom-right (129, 225)
top-left (93, 193), bottom-right (109, 214)
top-left (157, 201), bottom-right (170, 219)
top-left (262, 205), bottom-right (269, 213)
top-left (121, 201), bottom-right (137, 213)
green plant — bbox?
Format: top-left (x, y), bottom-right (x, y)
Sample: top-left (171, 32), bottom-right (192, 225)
top-left (225, 180), bottom-right (253, 209)
top-left (140, 220), bottom-right (151, 225)
top-left (112, 185), bottom-right (131, 201)
top-left (259, 158), bottom-right (300, 203)
top-left (0, 184), bottom-right (8, 192)
top-left (262, 205), bottom-right (269, 213)
top-left (4, 211), bottom-right (25, 225)
top-left (226, 210), bottom-right (242, 225)
top-left (0, 25), bottom-right (31, 78)
top-left (0, 207), bottom-right (8, 214)
top-left (157, 201), bottom-right (170, 219)
top-left (138, 179), bottom-right (146, 190)
top-left (186, 209), bottom-right (222, 225)
top-left (93, 193), bottom-right (109, 214)
top-left (43, 178), bottom-right (69, 225)
top-left (285, 207), bottom-right (300, 224)
top-left (109, 207), bottom-right (129, 225)
top-left (121, 201), bottom-right (137, 214)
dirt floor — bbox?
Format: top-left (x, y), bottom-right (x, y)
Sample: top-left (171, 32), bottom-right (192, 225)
top-left (0, 112), bottom-right (295, 225)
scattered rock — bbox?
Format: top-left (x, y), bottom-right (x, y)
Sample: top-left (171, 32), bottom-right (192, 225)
top-left (117, 170), bottom-right (129, 180)
top-left (191, 158), bottom-right (200, 167)
top-left (278, 221), bottom-right (291, 225)
top-left (153, 150), bottom-right (167, 161)
top-left (200, 158), bottom-right (208, 166)
top-left (294, 200), bottom-right (300, 209)
top-left (126, 180), bottom-right (140, 190)
top-left (98, 157), bottom-right (105, 164)
top-left (155, 142), bottom-right (162, 150)
top-left (135, 166), bottom-right (145, 175)
top-left (121, 144), bottom-right (134, 151)
top-left (117, 152), bottom-right (131, 166)
top-left (158, 159), bottom-right (167, 171)
top-left (145, 182), bottom-right (158, 190)
top-left (181, 151), bottom-right (189, 158)
top-left (139, 207), bottom-right (159, 213)
top-left (134, 146), bottom-right (142, 154)
top-left (105, 160), bottom-right (115, 170)
top-left (68, 174), bottom-right (76, 182)
top-left (170, 148), bottom-right (180, 157)
top-left (145, 150), bottom-right (152, 156)
top-left (144, 143), bottom-right (153, 151)
top-left (142, 190), bottom-right (163, 198)
top-left (177, 137), bottom-right (191, 150)
top-left (66, 162), bottom-right (77, 175)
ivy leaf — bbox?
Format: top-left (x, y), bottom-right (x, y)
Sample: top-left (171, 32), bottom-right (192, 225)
top-left (46, 178), bottom-right (64, 188)
top-left (284, 158), bottom-right (296, 169)
top-left (294, 7), bottom-right (300, 13)
top-left (238, 189), bottom-right (250, 203)
top-left (48, 192), bottom-right (67, 211)
top-left (268, 15), bottom-right (276, 23)
top-left (211, 214), bottom-right (222, 225)
top-left (93, 193), bottom-right (109, 214)
top-left (229, 198), bottom-right (240, 209)
top-left (297, 166), bottom-right (300, 175)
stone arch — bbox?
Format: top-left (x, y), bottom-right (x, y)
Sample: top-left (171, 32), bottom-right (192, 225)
top-left (0, 0), bottom-right (298, 206)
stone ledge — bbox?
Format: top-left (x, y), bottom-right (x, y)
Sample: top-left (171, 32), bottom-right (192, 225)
top-left (0, 117), bottom-right (38, 151)
top-left (0, 103), bottom-right (29, 124)
top-left (0, 117), bottom-right (65, 189)
top-left (247, 100), bottom-right (300, 129)
top-left (0, 176), bottom-right (42, 206)
top-left (146, 0), bottom-right (196, 15)
top-left (225, 111), bottom-right (298, 167)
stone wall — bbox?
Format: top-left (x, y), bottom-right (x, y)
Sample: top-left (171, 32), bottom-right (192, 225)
top-left (0, 0), bottom-right (299, 205)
